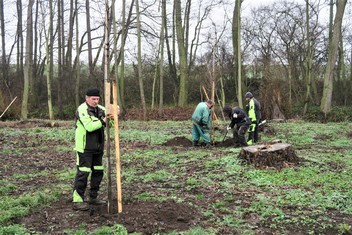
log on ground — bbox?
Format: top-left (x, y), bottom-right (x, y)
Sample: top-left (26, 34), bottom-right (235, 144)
top-left (239, 143), bottom-right (299, 168)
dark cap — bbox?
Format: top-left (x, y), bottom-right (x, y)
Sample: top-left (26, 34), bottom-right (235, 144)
top-left (86, 87), bottom-right (100, 97)
top-left (245, 92), bottom-right (253, 98)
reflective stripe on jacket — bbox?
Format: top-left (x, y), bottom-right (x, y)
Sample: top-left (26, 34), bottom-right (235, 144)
top-left (247, 98), bottom-right (261, 122)
top-left (74, 102), bottom-right (106, 153)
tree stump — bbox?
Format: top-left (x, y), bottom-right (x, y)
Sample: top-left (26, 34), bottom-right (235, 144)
top-left (239, 142), bottom-right (299, 169)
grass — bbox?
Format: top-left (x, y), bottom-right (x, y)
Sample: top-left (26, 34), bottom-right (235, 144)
top-left (0, 120), bottom-right (352, 234)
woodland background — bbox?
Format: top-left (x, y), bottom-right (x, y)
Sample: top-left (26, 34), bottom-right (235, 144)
top-left (0, 0), bottom-right (351, 121)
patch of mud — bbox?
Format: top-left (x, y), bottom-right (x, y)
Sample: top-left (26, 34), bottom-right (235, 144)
top-left (162, 136), bottom-right (241, 148)
top-left (214, 138), bottom-right (235, 147)
top-left (162, 136), bottom-right (192, 147)
top-left (20, 199), bottom-right (199, 235)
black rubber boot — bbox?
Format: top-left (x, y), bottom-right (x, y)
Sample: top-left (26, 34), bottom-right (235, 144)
top-left (193, 141), bottom-right (200, 146)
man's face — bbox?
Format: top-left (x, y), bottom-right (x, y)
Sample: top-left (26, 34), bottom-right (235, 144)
top-left (86, 96), bottom-right (100, 107)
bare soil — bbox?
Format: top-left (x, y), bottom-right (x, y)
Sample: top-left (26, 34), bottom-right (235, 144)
top-left (1, 119), bottom-right (350, 235)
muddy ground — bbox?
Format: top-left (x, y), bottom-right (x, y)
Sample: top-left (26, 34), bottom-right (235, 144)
top-left (1, 120), bottom-right (238, 234)
top-left (1, 119), bottom-right (349, 235)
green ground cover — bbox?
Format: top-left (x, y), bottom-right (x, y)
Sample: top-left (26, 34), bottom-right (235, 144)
top-left (0, 120), bottom-right (351, 234)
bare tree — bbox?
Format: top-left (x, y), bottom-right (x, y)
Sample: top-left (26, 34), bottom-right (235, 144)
top-left (136, 0), bottom-right (147, 118)
top-left (158, 0), bottom-right (166, 114)
top-left (16, 0), bottom-right (24, 81)
top-left (174, 0), bottom-right (188, 106)
top-left (57, 0), bottom-right (63, 117)
top-left (44, 0), bottom-right (54, 122)
top-left (21, 0), bottom-right (35, 120)
top-left (232, 0), bottom-right (242, 108)
top-left (74, 0), bottom-right (81, 107)
top-left (0, 0), bottom-right (7, 74)
top-left (303, 0), bottom-right (313, 115)
top-left (86, 0), bottom-right (93, 79)
top-left (320, 0), bottom-right (347, 115)
top-left (0, 0), bottom-right (11, 99)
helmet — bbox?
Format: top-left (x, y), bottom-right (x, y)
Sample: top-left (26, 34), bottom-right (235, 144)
top-left (245, 92), bottom-right (253, 98)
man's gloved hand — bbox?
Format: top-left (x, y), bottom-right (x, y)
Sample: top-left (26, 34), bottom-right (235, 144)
top-left (226, 126), bottom-right (232, 131)
top-left (233, 113), bottom-right (238, 118)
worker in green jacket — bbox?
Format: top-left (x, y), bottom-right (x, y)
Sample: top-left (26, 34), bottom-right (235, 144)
top-left (72, 87), bottom-right (114, 211)
top-left (191, 100), bottom-right (213, 147)
top-left (245, 92), bottom-right (261, 145)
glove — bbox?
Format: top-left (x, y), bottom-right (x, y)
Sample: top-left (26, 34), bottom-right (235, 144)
top-left (233, 113), bottom-right (238, 118)
top-left (226, 126), bottom-right (231, 131)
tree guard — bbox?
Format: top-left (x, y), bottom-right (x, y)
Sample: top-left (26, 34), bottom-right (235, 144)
top-left (239, 142), bottom-right (299, 168)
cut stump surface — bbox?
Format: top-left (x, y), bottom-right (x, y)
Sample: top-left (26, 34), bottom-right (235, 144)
top-left (239, 142), bottom-right (299, 169)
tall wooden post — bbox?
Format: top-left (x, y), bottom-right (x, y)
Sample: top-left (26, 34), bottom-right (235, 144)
top-left (113, 81), bottom-right (122, 213)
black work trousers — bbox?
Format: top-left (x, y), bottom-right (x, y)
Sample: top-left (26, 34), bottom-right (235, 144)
top-left (233, 124), bottom-right (249, 146)
top-left (73, 151), bottom-right (104, 201)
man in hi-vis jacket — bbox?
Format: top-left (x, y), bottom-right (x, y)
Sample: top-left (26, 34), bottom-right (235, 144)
top-left (245, 92), bottom-right (261, 145)
top-left (72, 87), bottom-right (114, 211)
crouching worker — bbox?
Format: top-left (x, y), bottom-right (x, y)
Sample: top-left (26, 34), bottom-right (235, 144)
top-left (191, 100), bottom-right (213, 147)
top-left (72, 87), bottom-right (117, 211)
top-left (223, 106), bottom-right (251, 147)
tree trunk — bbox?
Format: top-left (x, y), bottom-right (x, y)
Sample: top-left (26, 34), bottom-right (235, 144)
top-left (46, 0), bottom-right (54, 122)
top-left (86, 0), bottom-right (93, 79)
top-left (21, 0), bottom-right (34, 120)
top-left (57, 0), bottom-right (63, 118)
top-left (233, 0), bottom-right (243, 108)
top-left (151, 50), bottom-right (158, 109)
top-left (103, 0), bottom-right (112, 213)
top-left (175, 0), bottom-right (188, 107)
top-left (74, 0), bottom-right (80, 107)
top-left (164, 4), bottom-right (178, 105)
top-left (303, 0), bottom-right (313, 115)
top-left (320, 0), bottom-right (347, 115)
top-left (159, 0), bottom-right (166, 115)
top-left (16, 0), bottom-right (24, 80)
top-left (0, 0), bottom-right (10, 98)
top-left (136, 0), bottom-right (146, 118)
top-left (112, 0), bottom-right (123, 111)
top-left (0, 0), bottom-right (6, 66)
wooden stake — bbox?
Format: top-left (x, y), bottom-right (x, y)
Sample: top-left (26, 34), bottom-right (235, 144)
top-left (113, 81), bottom-right (122, 213)
top-left (201, 86), bottom-right (219, 123)
top-left (0, 96), bottom-right (17, 119)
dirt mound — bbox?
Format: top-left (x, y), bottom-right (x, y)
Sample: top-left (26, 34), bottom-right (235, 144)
top-left (117, 200), bottom-right (199, 233)
top-left (214, 138), bottom-right (235, 147)
top-left (20, 199), bottom-right (199, 234)
top-left (162, 137), bottom-right (241, 148)
top-left (162, 136), bottom-right (192, 147)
